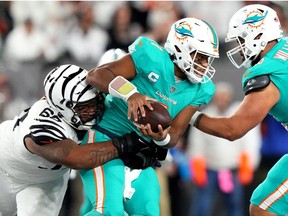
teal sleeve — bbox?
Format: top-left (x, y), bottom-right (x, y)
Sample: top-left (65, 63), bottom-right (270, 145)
top-left (191, 81), bottom-right (215, 106)
top-left (129, 36), bottom-right (166, 76)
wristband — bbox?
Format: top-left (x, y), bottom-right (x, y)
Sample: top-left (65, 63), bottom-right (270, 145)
top-left (190, 111), bottom-right (203, 126)
top-left (108, 76), bottom-right (138, 101)
top-left (194, 113), bottom-right (204, 128)
top-left (153, 134), bottom-right (171, 146)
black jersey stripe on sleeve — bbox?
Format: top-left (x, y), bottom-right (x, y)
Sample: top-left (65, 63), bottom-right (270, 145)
top-left (30, 123), bottom-right (67, 145)
top-left (35, 118), bottom-right (65, 129)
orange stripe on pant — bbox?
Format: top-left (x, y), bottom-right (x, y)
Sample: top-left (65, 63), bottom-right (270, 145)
top-left (93, 166), bottom-right (105, 214)
top-left (259, 179), bottom-right (288, 210)
top-left (88, 129), bottom-right (106, 214)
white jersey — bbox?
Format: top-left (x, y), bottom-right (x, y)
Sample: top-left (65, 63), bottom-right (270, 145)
top-left (0, 98), bottom-right (80, 183)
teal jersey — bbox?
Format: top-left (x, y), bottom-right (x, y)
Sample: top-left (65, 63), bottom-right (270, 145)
top-left (98, 36), bottom-right (215, 136)
top-left (242, 37), bottom-right (288, 125)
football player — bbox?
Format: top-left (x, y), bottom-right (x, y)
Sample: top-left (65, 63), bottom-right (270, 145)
top-left (0, 64), bottom-right (156, 216)
top-left (190, 4), bottom-right (288, 216)
top-left (81, 17), bottom-right (219, 215)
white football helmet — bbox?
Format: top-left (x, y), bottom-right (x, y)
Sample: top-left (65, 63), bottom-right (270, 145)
top-left (164, 17), bottom-right (219, 84)
top-left (98, 48), bottom-right (126, 66)
top-left (44, 64), bottom-right (105, 130)
top-left (225, 4), bottom-right (283, 69)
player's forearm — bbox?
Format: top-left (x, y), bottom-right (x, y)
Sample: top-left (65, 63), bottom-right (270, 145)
top-left (28, 138), bottom-right (119, 169)
top-left (195, 114), bottom-right (244, 141)
top-left (87, 67), bottom-right (115, 93)
top-left (52, 141), bottom-right (119, 169)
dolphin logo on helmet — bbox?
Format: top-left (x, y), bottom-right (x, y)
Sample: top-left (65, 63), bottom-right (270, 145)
top-left (174, 23), bottom-right (194, 40)
top-left (243, 10), bottom-right (268, 25)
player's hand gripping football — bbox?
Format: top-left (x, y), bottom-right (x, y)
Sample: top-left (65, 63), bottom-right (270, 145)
top-left (112, 131), bottom-right (162, 169)
top-left (127, 92), bottom-right (157, 122)
top-left (137, 123), bottom-right (171, 142)
top-left (127, 94), bottom-right (172, 142)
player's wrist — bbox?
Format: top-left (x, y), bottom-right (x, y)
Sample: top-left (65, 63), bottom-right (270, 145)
top-left (153, 134), bottom-right (171, 146)
top-left (190, 111), bottom-right (204, 128)
top-left (108, 76), bottom-right (139, 101)
top-left (111, 135), bottom-right (129, 155)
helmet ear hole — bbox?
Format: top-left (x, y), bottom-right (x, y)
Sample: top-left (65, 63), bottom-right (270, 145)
top-left (66, 101), bottom-right (73, 108)
top-left (71, 116), bottom-right (78, 124)
top-left (175, 46), bottom-right (181, 52)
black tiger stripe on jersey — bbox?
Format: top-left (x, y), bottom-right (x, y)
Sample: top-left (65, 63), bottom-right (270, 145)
top-left (30, 129), bottom-right (66, 141)
top-left (34, 119), bottom-right (65, 130)
top-left (30, 124), bottom-right (67, 145)
top-left (30, 124), bottom-right (66, 138)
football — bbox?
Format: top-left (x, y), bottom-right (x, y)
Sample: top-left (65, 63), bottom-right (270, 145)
top-left (132, 101), bottom-right (172, 132)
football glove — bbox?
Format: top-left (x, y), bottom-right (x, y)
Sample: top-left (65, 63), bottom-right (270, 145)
top-left (152, 142), bottom-right (168, 161)
top-left (119, 139), bottom-right (166, 169)
top-left (112, 131), bottom-right (163, 169)
top-left (120, 152), bottom-right (161, 169)
top-left (112, 131), bottom-right (152, 155)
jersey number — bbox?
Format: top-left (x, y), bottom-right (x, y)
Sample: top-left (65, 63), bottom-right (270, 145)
top-left (40, 108), bottom-right (61, 122)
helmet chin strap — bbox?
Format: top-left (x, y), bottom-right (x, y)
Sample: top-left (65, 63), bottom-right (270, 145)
top-left (77, 119), bottom-right (96, 130)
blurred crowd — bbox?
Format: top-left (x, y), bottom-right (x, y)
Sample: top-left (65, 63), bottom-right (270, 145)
top-left (0, 1), bottom-right (288, 216)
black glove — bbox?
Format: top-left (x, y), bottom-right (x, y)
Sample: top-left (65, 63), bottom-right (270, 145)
top-left (112, 131), bottom-right (152, 155)
top-left (121, 142), bottom-right (168, 169)
top-left (120, 153), bottom-right (161, 169)
top-left (112, 132), bottom-right (161, 169)
top-left (153, 144), bottom-right (168, 161)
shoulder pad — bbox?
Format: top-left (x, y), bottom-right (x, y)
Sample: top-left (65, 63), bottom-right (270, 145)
top-left (243, 75), bottom-right (270, 95)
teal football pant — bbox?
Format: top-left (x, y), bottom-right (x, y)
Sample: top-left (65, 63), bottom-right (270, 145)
top-left (250, 154), bottom-right (288, 215)
top-left (80, 129), bottom-right (161, 216)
